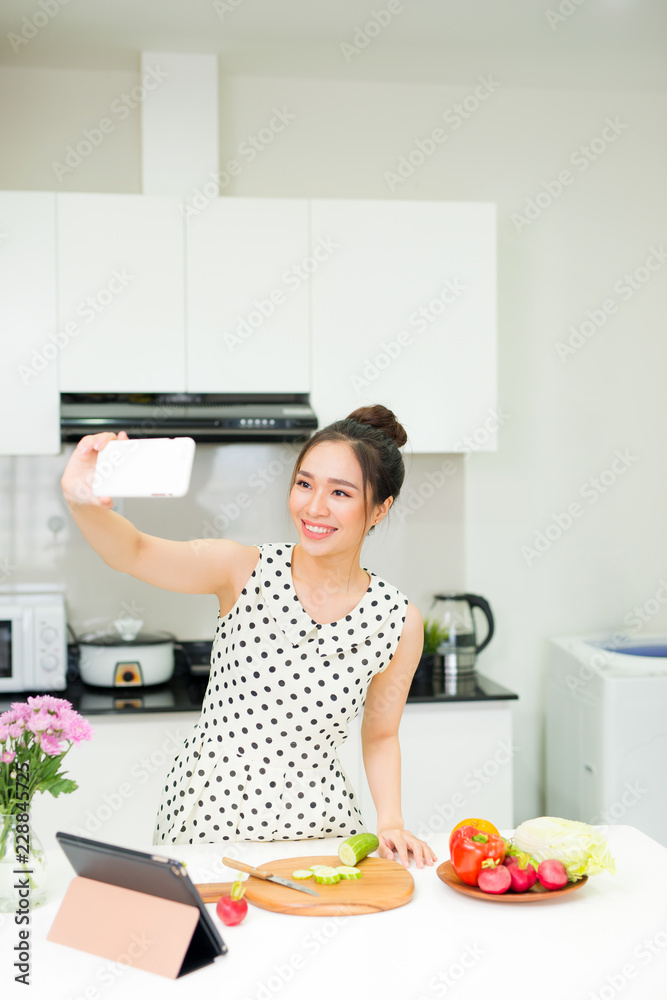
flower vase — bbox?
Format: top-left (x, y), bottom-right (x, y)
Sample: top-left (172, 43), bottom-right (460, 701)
top-left (0, 812), bottom-right (48, 913)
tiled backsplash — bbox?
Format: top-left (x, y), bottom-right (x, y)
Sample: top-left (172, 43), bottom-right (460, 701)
top-left (0, 443), bottom-right (465, 641)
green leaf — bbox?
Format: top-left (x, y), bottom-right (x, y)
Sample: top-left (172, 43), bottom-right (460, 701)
top-left (44, 778), bottom-right (78, 798)
top-left (422, 618), bottom-right (450, 655)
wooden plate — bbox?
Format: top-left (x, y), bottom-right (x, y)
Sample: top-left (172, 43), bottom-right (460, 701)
top-left (436, 861), bottom-right (588, 902)
top-left (195, 855), bottom-right (414, 916)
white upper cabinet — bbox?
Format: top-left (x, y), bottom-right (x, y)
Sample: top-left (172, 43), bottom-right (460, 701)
top-left (310, 200), bottom-right (497, 452)
top-left (57, 193), bottom-right (185, 392)
top-left (0, 192), bottom-right (60, 455)
top-left (185, 198), bottom-right (310, 393)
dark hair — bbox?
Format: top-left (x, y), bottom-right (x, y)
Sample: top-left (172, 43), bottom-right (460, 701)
top-left (289, 404), bottom-right (407, 535)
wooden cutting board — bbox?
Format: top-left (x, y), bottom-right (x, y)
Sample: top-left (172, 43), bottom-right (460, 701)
top-left (195, 854), bottom-right (414, 916)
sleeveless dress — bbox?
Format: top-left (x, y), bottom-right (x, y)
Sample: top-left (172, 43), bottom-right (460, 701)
top-left (153, 542), bottom-right (408, 845)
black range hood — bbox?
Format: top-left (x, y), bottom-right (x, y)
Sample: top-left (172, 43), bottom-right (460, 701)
top-left (60, 393), bottom-right (318, 444)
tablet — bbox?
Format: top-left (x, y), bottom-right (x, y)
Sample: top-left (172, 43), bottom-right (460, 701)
top-left (55, 831), bottom-right (227, 966)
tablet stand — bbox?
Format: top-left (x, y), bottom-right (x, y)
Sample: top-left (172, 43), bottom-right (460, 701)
top-left (47, 876), bottom-right (219, 978)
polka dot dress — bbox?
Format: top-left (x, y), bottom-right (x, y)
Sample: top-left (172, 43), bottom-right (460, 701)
top-left (153, 542), bottom-right (408, 845)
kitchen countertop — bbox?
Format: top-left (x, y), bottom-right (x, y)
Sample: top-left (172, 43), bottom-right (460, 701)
top-left (2, 826), bottom-right (665, 999)
top-left (0, 671), bottom-right (517, 716)
top-left (0, 642), bottom-right (517, 716)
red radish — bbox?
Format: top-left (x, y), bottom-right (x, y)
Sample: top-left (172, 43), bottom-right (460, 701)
top-left (477, 865), bottom-right (512, 894)
top-left (504, 856), bottom-right (518, 868)
top-left (216, 875), bottom-right (248, 925)
top-left (508, 862), bottom-right (537, 893)
top-left (537, 859), bottom-right (568, 890)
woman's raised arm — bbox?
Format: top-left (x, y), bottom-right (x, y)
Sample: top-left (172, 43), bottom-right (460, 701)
top-left (61, 431), bottom-right (251, 596)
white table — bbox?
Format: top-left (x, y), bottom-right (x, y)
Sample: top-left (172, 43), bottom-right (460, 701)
top-left (2, 826), bottom-right (667, 1000)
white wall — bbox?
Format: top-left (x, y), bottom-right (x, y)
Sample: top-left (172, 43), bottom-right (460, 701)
top-left (1, 64), bottom-right (665, 824)
top-left (0, 66), bottom-right (141, 192)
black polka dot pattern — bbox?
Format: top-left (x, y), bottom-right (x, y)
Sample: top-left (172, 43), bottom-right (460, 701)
top-left (153, 542), bottom-right (409, 846)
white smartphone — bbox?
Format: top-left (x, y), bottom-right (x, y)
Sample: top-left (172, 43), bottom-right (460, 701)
top-left (91, 437), bottom-right (196, 498)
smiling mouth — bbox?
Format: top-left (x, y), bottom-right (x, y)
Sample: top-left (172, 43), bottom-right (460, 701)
top-left (302, 520), bottom-right (337, 537)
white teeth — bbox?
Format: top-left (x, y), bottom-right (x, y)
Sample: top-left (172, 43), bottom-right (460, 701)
top-left (306, 523), bottom-right (335, 534)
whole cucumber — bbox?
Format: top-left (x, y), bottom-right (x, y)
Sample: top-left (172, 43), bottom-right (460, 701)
top-left (338, 833), bottom-right (380, 866)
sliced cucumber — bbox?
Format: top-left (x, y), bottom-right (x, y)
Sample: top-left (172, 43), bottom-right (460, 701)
top-left (313, 866), bottom-right (342, 884)
top-left (335, 866), bottom-right (362, 880)
top-left (291, 869), bottom-right (314, 880)
top-left (308, 864), bottom-right (329, 872)
top-left (338, 833), bottom-right (380, 867)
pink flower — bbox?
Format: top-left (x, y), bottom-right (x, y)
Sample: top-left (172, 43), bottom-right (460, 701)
top-left (9, 702), bottom-right (31, 720)
top-left (28, 695), bottom-right (72, 715)
top-left (38, 733), bottom-right (64, 756)
top-left (7, 722), bottom-right (24, 739)
top-left (58, 709), bottom-right (94, 744)
top-left (26, 711), bottom-right (53, 734)
top-left (0, 724), bottom-right (9, 742)
top-left (1, 750), bottom-right (16, 764)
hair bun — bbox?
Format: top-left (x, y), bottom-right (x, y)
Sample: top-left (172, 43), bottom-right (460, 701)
top-left (346, 404), bottom-right (408, 448)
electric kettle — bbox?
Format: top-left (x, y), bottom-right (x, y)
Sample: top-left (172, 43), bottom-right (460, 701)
top-left (431, 593), bottom-right (495, 678)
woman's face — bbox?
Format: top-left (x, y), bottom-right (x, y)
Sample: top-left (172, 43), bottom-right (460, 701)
top-left (289, 441), bottom-right (384, 553)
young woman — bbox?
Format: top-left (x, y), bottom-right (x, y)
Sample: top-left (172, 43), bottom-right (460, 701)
top-left (61, 404), bottom-right (437, 869)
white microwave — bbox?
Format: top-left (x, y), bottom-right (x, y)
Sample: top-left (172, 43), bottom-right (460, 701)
top-left (0, 590), bottom-right (67, 693)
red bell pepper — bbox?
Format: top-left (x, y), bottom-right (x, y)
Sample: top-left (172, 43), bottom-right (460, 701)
top-left (450, 826), bottom-right (506, 886)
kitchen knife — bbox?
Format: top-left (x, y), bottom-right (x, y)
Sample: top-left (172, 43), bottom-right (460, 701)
top-left (222, 857), bottom-right (320, 897)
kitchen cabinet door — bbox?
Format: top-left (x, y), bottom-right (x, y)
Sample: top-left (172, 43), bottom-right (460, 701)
top-left (0, 191), bottom-right (60, 455)
top-left (310, 200), bottom-right (497, 452)
top-left (344, 701), bottom-right (513, 836)
top-left (57, 193), bottom-right (185, 392)
top-left (31, 713), bottom-right (200, 852)
top-left (186, 198), bottom-right (310, 393)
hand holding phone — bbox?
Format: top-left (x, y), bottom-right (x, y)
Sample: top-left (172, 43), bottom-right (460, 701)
top-left (91, 437), bottom-right (196, 498)
top-left (62, 431), bottom-right (129, 508)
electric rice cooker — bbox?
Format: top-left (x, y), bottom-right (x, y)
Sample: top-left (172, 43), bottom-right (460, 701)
top-left (77, 617), bottom-right (175, 688)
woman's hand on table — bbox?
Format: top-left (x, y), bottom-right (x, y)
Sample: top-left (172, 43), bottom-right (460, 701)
top-left (377, 827), bottom-right (438, 869)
